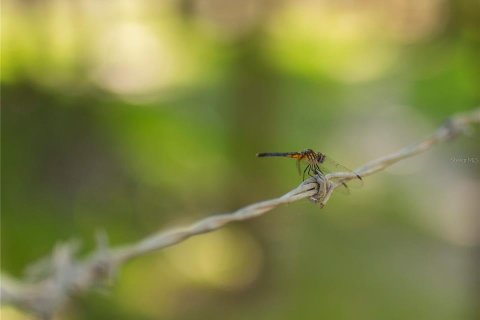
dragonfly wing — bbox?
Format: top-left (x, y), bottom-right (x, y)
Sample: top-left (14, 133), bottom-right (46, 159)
top-left (320, 155), bottom-right (363, 188)
top-left (312, 164), bottom-right (350, 194)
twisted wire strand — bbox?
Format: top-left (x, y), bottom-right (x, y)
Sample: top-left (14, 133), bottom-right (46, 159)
top-left (1, 107), bottom-right (479, 318)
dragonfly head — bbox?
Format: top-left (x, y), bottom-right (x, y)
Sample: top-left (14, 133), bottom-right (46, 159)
top-left (316, 152), bottom-right (326, 163)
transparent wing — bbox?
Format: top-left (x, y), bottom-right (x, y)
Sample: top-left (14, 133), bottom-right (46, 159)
top-left (319, 155), bottom-right (363, 189)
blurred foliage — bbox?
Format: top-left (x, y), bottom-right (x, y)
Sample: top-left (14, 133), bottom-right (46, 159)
top-left (1, 0), bottom-right (479, 319)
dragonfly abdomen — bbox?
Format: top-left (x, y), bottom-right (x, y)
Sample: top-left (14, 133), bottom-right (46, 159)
top-left (257, 152), bottom-right (295, 157)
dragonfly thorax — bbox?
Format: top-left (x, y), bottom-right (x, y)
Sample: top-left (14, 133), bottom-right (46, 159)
top-left (302, 149), bottom-right (325, 164)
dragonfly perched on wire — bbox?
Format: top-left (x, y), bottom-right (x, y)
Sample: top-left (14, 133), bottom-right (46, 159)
top-left (256, 148), bottom-right (362, 191)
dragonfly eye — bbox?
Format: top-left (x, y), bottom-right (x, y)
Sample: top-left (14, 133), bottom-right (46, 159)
top-left (317, 153), bottom-right (325, 163)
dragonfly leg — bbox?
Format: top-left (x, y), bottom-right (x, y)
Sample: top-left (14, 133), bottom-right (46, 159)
top-left (302, 164), bottom-right (310, 181)
top-left (307, 164), bottom-right (318, 178)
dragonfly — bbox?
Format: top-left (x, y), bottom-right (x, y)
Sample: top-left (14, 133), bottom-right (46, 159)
top-left (256, 148), bottom-right (362, 190)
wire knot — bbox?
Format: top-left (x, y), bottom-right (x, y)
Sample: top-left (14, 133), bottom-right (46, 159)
top-left (306, 174), bottom-right (332, 208)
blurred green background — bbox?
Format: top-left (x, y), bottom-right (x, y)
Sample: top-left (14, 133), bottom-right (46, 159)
top-left (1, 0), bottom-right (479, 319)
